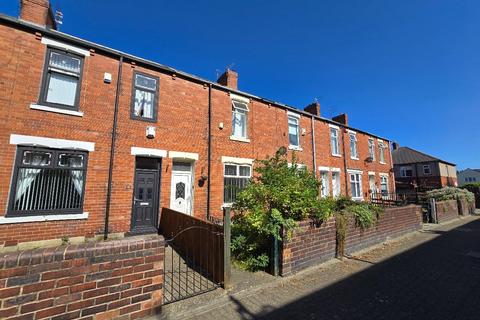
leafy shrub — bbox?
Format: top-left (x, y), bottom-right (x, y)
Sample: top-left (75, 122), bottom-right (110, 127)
top-left (333, 196), bottom-right (383, 229)
top-left (231, 150), bottom-right (330, 271)
top-left (426, 187), bottom-right (474, 203)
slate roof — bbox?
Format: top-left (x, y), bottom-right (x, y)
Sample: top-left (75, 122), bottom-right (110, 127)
top-left (392, 147), bottom-right (456, 166)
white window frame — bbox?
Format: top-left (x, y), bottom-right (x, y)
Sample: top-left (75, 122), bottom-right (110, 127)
top-left (423, 164), bottom-right (431, 175)
top-left (368, 138), bottom-right (375, 161)
top-left (380, 174), bottom-right (389, 196)
top-left (223, 162), bottom-right (252, 206)
top-left (378, 140), bottom-right (386, 164)
top-left (348, 169), bottom-right (363, 200)
top-left (329, 125), bottom-right (341, 156)
top-left (349, 131), bottom-right (359, 160)
top-left (231, 99), bottom-right (249, 141)
top-left (287, 112), bottom-right (301, 150)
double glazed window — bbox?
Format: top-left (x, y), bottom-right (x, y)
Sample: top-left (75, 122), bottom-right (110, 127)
top-left (330, 127), bottom-right (340, 156)
top-left (380, 175), bottom-right (388, 196)
top-left (400, 166), bottom-right (413, 177)
top-left (232, 100), bottom-right (248, 139)
top-left (131, 72), bottom-right (158, 121)
top-left (288, 115), bottom-right (300, 148)
top-left (320, 171), bottom-right (330, 197)
top-left (224, 164), bottom-right (251, 204)
top-left (349, 133), bottom-right (358, 159)
top-left (378, 141), bottom-right (386, 163)
top-left (349, 173), bottom-right (362, 200)
top-left (9, 147), bottom-right (88, 216)
top-left (423, 165), bottom-right (431, 175)
top-left (368, 139), bottom-right (375, 160)
top-left (40, 48), bottom-right (84, 110)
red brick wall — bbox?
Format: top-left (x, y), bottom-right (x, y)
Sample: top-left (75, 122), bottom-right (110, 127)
top-left (280, 205), bottom-right (422, 275)
top-left (345, 205), bottom-right (422, 254)
top-left (280, 219), bottom-right (336, 276)
top-left (0, 236), bottom-right (164, 319)
top-left (0, 18), bottom-right (394, 245)
top-left (435, 200), bottom-right (459, 223)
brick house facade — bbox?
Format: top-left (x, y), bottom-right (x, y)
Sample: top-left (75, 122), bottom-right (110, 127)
top-left (0, 0), bottom-right (395, 247)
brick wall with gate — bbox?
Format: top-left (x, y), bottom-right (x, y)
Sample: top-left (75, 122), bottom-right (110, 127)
top-left (435, 200), bottom-right (459, 223)
top-left (0, 236), bottom-right (164, 319)
top-left (280, 205), bottom-right (422, 276)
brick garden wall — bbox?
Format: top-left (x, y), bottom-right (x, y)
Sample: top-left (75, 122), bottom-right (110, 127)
top-left (345, 205), bottom-right (422, 255)
top-left (280, 219), bottom-right (336, 276)
top-left (280, 205), bottom-right (422, 276)
top-left (435, 200), bottom-right (459, 223)
top-left (457, 198), bottom-right (474, 216)
top-left (0, 236), bottom-right (164, 319)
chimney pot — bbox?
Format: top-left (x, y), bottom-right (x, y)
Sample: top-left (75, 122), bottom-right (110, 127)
top-left (332, 113), bottom-right (348, 126)
top-left (304, 101), bottom-right (321, 117)
top-left (217, 69), bottom-right (238, 90)
top-left (20, 0), bottom-right (57, 29)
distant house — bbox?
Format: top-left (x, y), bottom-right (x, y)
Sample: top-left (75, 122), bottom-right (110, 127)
top-left (457, 169), bottom-right (480, 186)
top-left (392, 145), bottom-right (457, 192)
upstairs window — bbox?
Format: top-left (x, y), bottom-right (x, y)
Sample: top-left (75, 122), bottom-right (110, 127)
top-left (131, 72), bottom-right (158, 121)
top-left (224, 163), bottom-right (251, 204)
top-left (8, 147), bottom-right (88, 216)
top-left (330, 127), bottom-right (340, 156)
top-left (349, 133), bottom-right (358, 159)
top-left (368, 138), bottom-right (375, 160)
top-left (231, 100), bottom-right (248, 139)
top-left (378, 141), bottom-right (386, 163)
top-left (40, 48), bottom-right (84, 110)
top-left (400, 166), bottom-right (413, 177)
top-left (423, 165), bottom-right (431, 175)
top-left (288, 115), bottom-right (300, 148)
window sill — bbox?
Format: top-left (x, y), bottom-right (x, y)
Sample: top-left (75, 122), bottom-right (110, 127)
top-left (379, 162), bottom-right (386, 165)
top-left (351, 197), bottom-right (364, 202)
top-left (222, 203), bottom-right (233, 208)
top-left (332, 153), bottom-right (342, 158)
top-left (30, 104), bottom-right (84, 117)
top-left (350, 157), bottom-right (359, 160)
top-left (230, 136), bottom-right (250, 143)
top-left (288, 145), bottom-right (303, 151)
top-left (0, 212), bottom-right (89, 224)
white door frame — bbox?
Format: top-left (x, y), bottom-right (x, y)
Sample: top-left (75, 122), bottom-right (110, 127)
top-left (170, 162), bottom-right (194, 215)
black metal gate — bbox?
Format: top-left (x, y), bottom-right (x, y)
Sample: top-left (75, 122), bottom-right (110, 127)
top-left (160, 208), bottom-right (225, 305)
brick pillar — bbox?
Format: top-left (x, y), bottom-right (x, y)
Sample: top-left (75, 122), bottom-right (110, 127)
top-left (217, 69), bottom-right (238, 90)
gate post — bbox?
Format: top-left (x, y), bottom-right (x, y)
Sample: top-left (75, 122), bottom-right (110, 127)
top-left (223, 207), bottom-right (232, 289)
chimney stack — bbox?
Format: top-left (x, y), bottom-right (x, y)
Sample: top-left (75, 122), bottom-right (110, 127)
top-left (19, 0), bottom-right (57, 30)
top-left (332, 113), bottom-right (348, 126)
top-left (304, 101), bottom-right (321, 117)
top-left (217, 69), bottom-right (238, 90)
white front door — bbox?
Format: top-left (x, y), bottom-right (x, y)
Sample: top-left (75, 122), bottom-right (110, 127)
top-left (170, 162), bottom-right (193, 215)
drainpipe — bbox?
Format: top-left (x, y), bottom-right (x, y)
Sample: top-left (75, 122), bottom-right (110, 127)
top-left (341, 128), bottom-right (349, 196)
top-left (104, 56), bottom-right (123, 240)
top-left (310, 116), bottom-right (317, 177)
top-left (206, 84), bottom-right (212, 219)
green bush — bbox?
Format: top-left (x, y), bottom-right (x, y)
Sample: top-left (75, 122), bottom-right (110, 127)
top-left (231, 150), bottom-right (330, 271)
top-left (426, 187), bottom-right (474, 203)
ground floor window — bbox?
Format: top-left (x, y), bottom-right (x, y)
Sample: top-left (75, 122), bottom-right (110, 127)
top-left (349, 173), bottom-right (362, 200)
top-left (9, 147), bottom-right (88, 215)
top-left (380, 175), bottom-right (389, 196)
top-left (224, 163), bottom-right (251, 204)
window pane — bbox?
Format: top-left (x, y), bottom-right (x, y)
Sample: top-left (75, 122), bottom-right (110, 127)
top-left (225, 165), bottom-right (237, 176)
top-left (134, 89), bottom-right (154, 118)
top-left (49, 52), bottom-right (81, 73)
top-left (232, 101), bottom-right (248, 111)
top-left (58, 154), bottom-right (84, 168)
top-left (289, 119), bottom-right (299, 146)
top-left (135, 74), bottom-right (157, 90)
top-left (232, 111), bottom-right (246, 138)
top-left (13, 168), bottom-right (84, 212)
top-left (172, 162), bottom-right (191, 172)
top-left (224, 177), bottom-right (249, 203)
top-left (239, 166), bottom-right (251, 177)
top-left (46, 73), bottom-right (78, 106)
top-left (22, 151), bottom-right (51, 166)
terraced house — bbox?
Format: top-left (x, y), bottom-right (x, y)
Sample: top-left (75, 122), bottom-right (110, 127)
top-left (0, 0), bottom-right (395, 248)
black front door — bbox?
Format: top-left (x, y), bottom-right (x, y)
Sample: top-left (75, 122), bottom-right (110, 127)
top-left (131, 157), bottom-right (161, 234)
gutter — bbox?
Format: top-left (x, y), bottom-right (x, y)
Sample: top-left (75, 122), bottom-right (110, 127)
top-left (104, 56), bottom-right (123, 240)
top-left (0, 13), bottom-right (391, 142)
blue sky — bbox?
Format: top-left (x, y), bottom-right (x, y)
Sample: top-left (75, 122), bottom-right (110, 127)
top-left (1, 0), bottom-right (479, 169)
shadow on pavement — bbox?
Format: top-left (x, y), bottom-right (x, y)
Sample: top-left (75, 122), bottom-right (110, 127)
top-left (232, 219), bottom-right (480, 320)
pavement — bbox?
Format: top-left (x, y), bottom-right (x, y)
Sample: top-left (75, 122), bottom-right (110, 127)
top-left (157, 214), bottom-right (480, 320)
